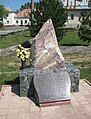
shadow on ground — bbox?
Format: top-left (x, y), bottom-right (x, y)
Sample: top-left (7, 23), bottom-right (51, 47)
top-left (4, 76), bottom-right (40, 107)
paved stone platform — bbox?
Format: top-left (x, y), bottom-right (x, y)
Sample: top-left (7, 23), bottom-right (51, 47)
top-left (0, 80), bottom-right (91, 119)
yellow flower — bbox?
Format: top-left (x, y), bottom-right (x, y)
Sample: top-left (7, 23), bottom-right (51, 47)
top-left (26, 54), bottom-right (29, 59)
top-left (16, 45), bottom-right (31, 61)
top-left (24, 50), bottom-right (27, 54)
top-left (19, 52), bottom-right (22, 55)
top-left (26, 52), bottom-right (30, 58)
top-left (17, 53), bottom-right (20, 57)
top-left (21, 46), bottom-right (25, 50)
top-left (20, 55), bottom-right (25, 61)
top-left (16, 49), bottom-right (20, 53)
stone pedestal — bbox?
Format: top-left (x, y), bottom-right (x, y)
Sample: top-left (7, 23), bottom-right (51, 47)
top-left (65, 63), bottom-right (80, 92)
top-left (19, 67), bottom-right (34, 97)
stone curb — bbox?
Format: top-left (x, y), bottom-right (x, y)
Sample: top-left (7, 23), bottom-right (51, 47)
top-left (0, 45), bottom-right (18, 57)
top-left (0, 39), bottom-right (32, 57)
top-left (0, 45), bottom-right (91, 57)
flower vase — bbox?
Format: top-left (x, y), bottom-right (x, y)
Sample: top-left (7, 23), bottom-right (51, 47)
top-left (20, 60), bottom-right (26, 69)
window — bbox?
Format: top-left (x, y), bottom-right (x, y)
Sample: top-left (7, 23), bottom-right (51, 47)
top-left (71, 14), bottom-right (74, 20)
top-left (16, 20), bottom-right (18, 23)
top-left (88, 2), bottom-right (91, 7)
top-left (25, 20), bottom-right (27, 24)
top-left (7, 20), bottom-right (9, 23)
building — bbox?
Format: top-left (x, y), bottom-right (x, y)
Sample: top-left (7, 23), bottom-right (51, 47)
top-left (14, 9), bottom-right (31, 26)
top-left (3, 8), bottom-right (31, 26)
top-left (3, 7), bottom-right (16, 26)
top-left (61, 0), bottom-right (90, 28)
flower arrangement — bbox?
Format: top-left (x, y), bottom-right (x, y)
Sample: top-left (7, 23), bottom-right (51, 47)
top-left (16, 44), bottom-right (30, 61)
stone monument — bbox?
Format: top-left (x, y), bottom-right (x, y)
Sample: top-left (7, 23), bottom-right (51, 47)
top-left (31, 19), bottom-right (71, 104)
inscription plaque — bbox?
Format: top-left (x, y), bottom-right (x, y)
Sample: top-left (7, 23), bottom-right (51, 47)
top-left (34, 68), bottom-right (71, 103)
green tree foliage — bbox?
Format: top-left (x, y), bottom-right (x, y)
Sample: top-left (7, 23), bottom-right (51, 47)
top-left (20, 2), bottom-right (30, 11)
top-left (20, 2), bottom-right (39, 11)
top-left (0, 4), bottom-right (8, 19)
top-left (29, 0), bottom-right (67, 40)
top-left (78, 10), bottom-right (91, 41)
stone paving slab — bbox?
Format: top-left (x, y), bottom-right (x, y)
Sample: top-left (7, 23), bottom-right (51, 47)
top-left (0, 80), bottom-right (91, 119)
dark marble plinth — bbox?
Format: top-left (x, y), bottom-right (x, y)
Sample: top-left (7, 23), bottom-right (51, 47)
top-left (65, 63), bottom-right (80, 92)
top-left (19, 67), bottom-right (34, 97)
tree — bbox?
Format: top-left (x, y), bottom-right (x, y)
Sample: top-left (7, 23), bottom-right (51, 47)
top-left (20, 1), bottom-right (39, 11)
top-left (29, 0), bottom-right (67, 41)
top-left (20, 2), bottom-right (31, 11)
top-left (78, 10), bottom-right (91, 41)
top-left (0, 4), bottom-right (8, 19)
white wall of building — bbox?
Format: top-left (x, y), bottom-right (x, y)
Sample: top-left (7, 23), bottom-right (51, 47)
top-left (3, 13), bottom-right (30, 26)
top-left (15, 18), bottom-right (30, 26)
top-left (62, 0), bottom-right (89, 9)
top-left (3, 12), bottom-right (16, 26)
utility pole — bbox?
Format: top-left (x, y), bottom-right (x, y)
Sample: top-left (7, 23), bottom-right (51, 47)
top-left (31, 0), bottom-right (34, 12)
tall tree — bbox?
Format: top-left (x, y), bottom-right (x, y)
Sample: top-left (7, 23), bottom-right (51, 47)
top-left (0, 4), bottom-right (8, 20)
top-left (78, 10), bottom-right (91, 41)
top-left (29, 0), bottom-right (67, 41)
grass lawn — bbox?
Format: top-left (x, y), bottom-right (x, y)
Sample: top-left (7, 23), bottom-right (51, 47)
top-left (0, 55), bottom-right (20, 86)
top-left (0, 54), bottom-right (31, 88)
top-left (0, 30), bottom-right (32, 49)
top-left (59, 30), bottom-right (91, 46)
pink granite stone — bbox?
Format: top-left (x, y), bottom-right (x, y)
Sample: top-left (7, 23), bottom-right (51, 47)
top-left (31, 19), bottom-right (64, 70)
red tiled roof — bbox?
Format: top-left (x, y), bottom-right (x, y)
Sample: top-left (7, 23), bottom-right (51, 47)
top-left (15, 9), bottom-right (31, 18)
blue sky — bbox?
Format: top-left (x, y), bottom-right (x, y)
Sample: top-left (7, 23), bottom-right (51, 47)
top-left (0, 0), bottom-right (39, 11)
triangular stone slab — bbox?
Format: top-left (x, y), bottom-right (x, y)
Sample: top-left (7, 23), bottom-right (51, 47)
top-left (31, 19), bottom-right (71, 104)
